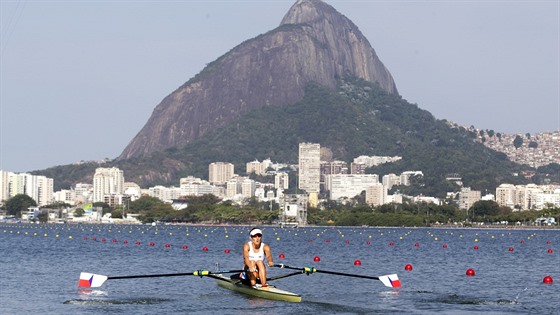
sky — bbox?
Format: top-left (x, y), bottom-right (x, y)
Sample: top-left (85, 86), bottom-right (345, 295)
top-left (1, 0), bottom-right (559, 173)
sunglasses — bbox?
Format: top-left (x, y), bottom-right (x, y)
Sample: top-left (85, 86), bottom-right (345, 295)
top-left (251, 234), bottom-right (262, 238)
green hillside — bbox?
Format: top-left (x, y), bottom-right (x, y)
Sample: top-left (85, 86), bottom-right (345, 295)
top-left (36, 76), bottom-right (532, 193)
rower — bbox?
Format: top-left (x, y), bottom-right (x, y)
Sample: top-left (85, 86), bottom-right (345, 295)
top-left (242, 228), bottom-right (274, 288)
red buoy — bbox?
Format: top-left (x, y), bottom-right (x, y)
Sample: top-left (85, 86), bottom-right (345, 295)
top-left (326, 239), bottom-right (331, 243)
top-left (543, 276), bottom-right (553, 284)
top-left (354, 259), bottom-right (362, 266)
top-left (508, 247), bottom-right (514, 251)
top-left (414, 243), bottom-right (419, 247)
top-left (313, 256), bottom-right (321, 262)
top-left (102, 238), bottom-right (106, 242)
top-left (474, 245), bottom-right (479, 250)
top-left (135, 241), bottom-right (141, 245)
top-left (83, 237), bottom-right (88, 241)
top-left (548, 249), bottom-right (553, 254)
top-left (123, 240), bottom-right (128, 244)
top-left (345, 240), bottom-right (350, 244)
top-left (182, 245), bottom-right (188, 249)
top-left (165, 243), bottom-right (171, 248)
top-left (224, 249), bottom-right (230, 253)
top-left (92, 237), bottom-right (97, 241)
top-left (547, 241), bottom-right (551, 244)
top-left (202, 246), bottom-right (209, 251)
top-left (279, 253), bottom-right (285, 259)
top-left (443, 244), bottom-right (448, 249)
top-left (366, 241), bottom-right (371, 245)
top-left (389, 242), bottom-right (394, 246)
top-left (149, 242), bottom-right (155, 246)
top-left (466, 268), bottom-right (475, 276)
top-left (405, 264), bottom-right (413, 271)
top-left (112, 239), bottom-right (117, 243)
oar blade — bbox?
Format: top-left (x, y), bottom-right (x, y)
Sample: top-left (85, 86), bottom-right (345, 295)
top-left (78, 272), bottom-right (108, 288)
top-left (378, 274), bottom-right (401, 288)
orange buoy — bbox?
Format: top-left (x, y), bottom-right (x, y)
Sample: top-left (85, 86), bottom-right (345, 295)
top-left (405, 264), bottom-right (413, 271)
top-left (279, 253), bottom-right (285, 259)
top-left (466, 268), bottom-right (475, 276)
top-left (354, 259), bottom-right (362, 266)
top-left (313, 256), bottom-right (321, 262)
top-left (543, 276), bottom-right (553, 284)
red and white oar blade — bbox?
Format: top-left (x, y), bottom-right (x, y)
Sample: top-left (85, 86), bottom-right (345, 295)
top-left (78, 272), bottom-right (108, 288)
top-left (378, 274), bottom-right (401, 288)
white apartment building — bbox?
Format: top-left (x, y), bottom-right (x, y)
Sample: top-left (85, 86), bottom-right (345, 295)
top-left (366, 183), bottom-right (387, 206)
top-left (275, 172), bottom-right (289, 191)
top-left (148, 185), bottom-right (181, 203)
top-left (93, 167), bottom-right (124, 203)
top-left (0, 170), bottom-right (9, 202)
top-left (496, 183), bottom-right (560, 210)
top-left (325, 174), bottom-right (379, 200)
top-left (180, 176), bottom-right (215, 196)
top-left (241, 178), bottom-right (256, 198)
top-left (458, 187), bottom-right (481, 210)
top-left (382, 173), bottom-right (400, 190)
top-left (298, 143), bottom-right (320, 194)
top-left (246, 159), bottom-right (272, 176)
top-left (1, 171), bottom-right (54, 206)
top-left (209, 162), bottom-right (235, 185)
top-left (226, 177), bottom-right (243, 198)
top-left (353, 155), bottom-right (402, 167)
top-left (54, 189), bottom-right (76, 205)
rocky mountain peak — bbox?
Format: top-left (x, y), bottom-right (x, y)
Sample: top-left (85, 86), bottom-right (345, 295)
top-left (118, 0), bottom-right (398, 160)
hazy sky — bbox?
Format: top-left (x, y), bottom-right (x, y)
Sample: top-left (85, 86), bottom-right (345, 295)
top-left (1, 0), bottom-right (559, 173)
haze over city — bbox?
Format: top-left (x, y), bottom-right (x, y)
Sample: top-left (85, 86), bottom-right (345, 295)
top-left (1, 0), bottom-right (558, 173)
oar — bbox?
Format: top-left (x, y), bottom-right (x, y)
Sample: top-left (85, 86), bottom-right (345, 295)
top-left (78, 269), bottom-right (245, 288)
top-left (274, 264), bottom-right (401, 288)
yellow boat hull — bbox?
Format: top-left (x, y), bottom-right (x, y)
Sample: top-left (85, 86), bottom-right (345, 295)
top-left (211, 274), bottom-right (302, 303)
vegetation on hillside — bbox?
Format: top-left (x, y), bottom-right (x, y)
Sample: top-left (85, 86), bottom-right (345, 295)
top-left (36, 76), bottom-right (535, 194)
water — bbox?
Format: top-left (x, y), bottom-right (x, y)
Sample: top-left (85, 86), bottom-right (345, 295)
top-left (0, 224), bottom-right (558, 314)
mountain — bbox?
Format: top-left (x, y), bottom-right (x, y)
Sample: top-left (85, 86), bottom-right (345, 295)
top-left (119, 0), bottom-right (398, 160)
top-left (35, 0), bottom-right (539, 194)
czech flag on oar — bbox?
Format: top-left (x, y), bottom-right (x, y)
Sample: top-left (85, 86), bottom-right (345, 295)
top-left (378, 274), bottom-right (401, 288)
top-left (78, 272), bottom-right (107, 288)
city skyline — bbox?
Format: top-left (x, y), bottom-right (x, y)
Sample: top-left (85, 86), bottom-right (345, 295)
top-left (1, 0), bottom-right (558, 173)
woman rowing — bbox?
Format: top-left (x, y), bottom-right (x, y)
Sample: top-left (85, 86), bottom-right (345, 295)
top-left (243, 228), bottom-right (274, 288)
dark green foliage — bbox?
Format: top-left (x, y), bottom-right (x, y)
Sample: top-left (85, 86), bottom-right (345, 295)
top-left (513, 135), bottom-right (523, 149)
top-left (4, 194), bottom-right (37, 217)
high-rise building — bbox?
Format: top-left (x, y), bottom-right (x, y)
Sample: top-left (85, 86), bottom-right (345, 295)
top-left (275, 172), bottom-right (289, 190)
top-left (93, 167), bottom-right (124, 203)
top-left (298, 143), bottom-right (320, 193)
top-left (366, 183), bottom-right (387, 206)
top-left (209, 162), bottom-right (235, 185)
top-left (458, 187), bottom-right (481, 210)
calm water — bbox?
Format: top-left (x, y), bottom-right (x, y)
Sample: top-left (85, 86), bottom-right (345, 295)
top-left (0, 224), bottom-right (558, 314)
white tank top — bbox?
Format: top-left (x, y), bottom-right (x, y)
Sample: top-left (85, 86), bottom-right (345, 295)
top-left (248, 242), bottom-right (265, 261)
